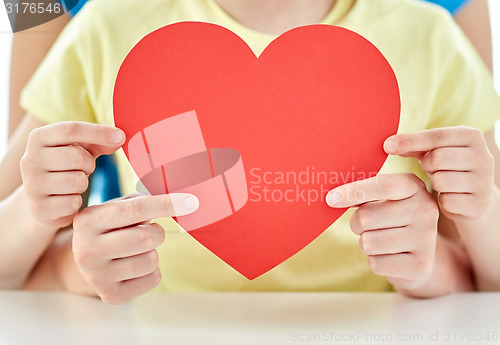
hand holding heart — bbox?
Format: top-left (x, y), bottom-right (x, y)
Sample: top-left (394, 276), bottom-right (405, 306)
top-left (327, 173), bottom-right (439, 290)
top-left (327, 126), bottom-right (493, 291)
top-left (22, 121), bottom-right (489, 300)
top-left (20, 122), bottom-right (126, 230)
top-left (386, 126), bottom-right (494, 221)
top-left (73, 193), bottom-right (199, 305)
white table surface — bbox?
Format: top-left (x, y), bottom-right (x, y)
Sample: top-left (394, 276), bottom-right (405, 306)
top-left (0, 292), bottom-right (499, 345)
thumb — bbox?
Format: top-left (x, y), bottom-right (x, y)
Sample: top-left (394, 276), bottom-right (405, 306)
top-left (162, 193), bottom-right (200, 218)
top-left (144, 193), bottom-right (200, 219)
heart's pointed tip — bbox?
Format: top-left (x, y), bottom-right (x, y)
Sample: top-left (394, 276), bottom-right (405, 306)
top-left (238, 270), bottom-right (265, 281)
top-left (243, 275), bottom-right (260, 281)
top-left (240, 266), bottom-right (280, 280)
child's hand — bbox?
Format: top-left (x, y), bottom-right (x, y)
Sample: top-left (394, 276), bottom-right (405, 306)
top-left (72, 194), bottom-right (199, 304)
top-left (327, 174), bottom-right (439, 290)
top-left (384, 127), bottom-right (494, 221)
top-left (20, 122), bottom-right (126, 230)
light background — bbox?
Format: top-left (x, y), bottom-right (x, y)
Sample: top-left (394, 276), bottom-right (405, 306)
top-left (0, 1), bottom-right (500, 159)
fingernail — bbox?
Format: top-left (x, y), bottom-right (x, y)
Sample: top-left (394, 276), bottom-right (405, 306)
top-left (112, 130), bottom-right (125, 144)
top-left (183, 194), bottom-right (199, 211)
top-left (326, 191), bottom-right (341, 207)
top-left (172, 194), bottom-right (200, 216)
top-left (384, 138), bottom-right (397, 153)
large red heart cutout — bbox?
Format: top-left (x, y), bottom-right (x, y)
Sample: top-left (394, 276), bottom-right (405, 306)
top-left (113, 22), bottom-right (400, 280)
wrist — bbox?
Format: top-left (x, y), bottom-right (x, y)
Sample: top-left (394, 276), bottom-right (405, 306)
top-left (451, 186), bottom-right (500, 290)
top-left (0, 186), bottom-right (62, 288)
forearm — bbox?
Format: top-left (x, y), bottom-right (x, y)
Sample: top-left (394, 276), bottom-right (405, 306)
top-left (453, 186), bottom-right (500, 291)
top-left (9, 15), bottom-right (70, 137)
top-left (454, 0), bottom-right (493, 72)
top-left (393, 234), bottom-right (474, 298)
top-left (0, 186), bottom-right (58, 289)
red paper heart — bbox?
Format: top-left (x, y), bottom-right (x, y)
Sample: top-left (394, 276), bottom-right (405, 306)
top-left (113, 22), bottom-right (400, 280)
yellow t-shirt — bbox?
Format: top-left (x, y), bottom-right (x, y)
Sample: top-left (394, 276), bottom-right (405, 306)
top-left (21, 0), bottom-right (500, 292)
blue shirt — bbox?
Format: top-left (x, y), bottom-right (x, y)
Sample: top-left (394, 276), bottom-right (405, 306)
top-left (62, 0), bottom-right (88, 17)
top-left (422, 0), bottom-right (471, 15)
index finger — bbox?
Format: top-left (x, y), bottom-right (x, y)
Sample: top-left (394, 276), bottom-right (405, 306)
top-left (76, 194), bottom-right (199, 233)
top-left (384, 127), bottom-right (477, 157)
top-left (326, 174), bottom-right (423, 208)
top-left (32, 121), bottom-right (125, 148)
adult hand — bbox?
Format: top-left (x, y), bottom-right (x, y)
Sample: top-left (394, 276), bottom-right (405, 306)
top-left (20, 121), bottom-right (125, 230)
top-left (384, 126), bottom-right (494, 221)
